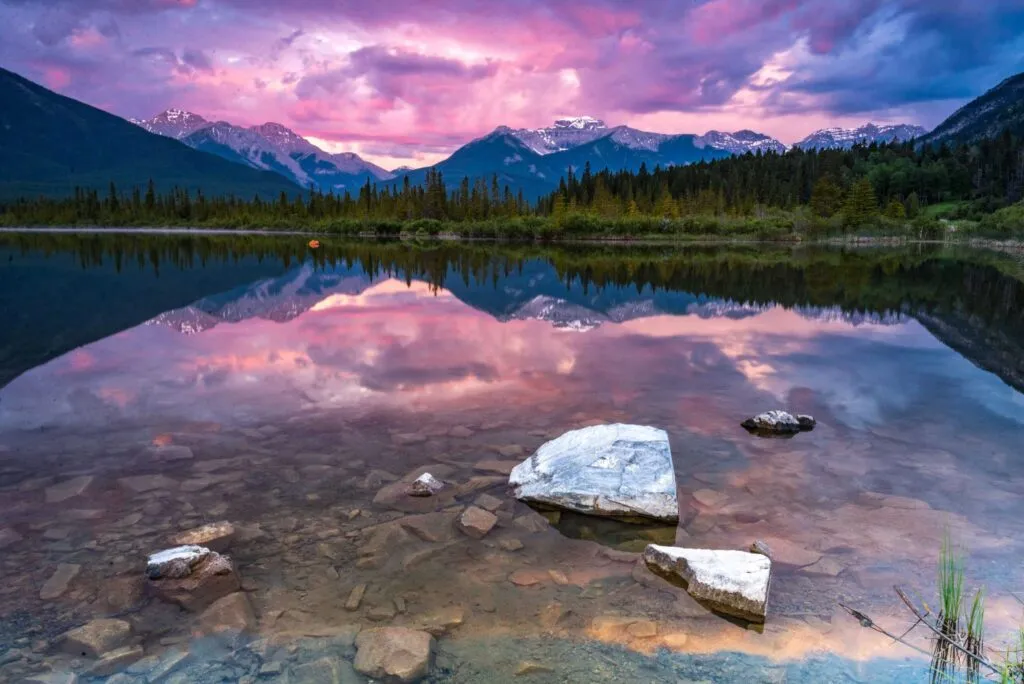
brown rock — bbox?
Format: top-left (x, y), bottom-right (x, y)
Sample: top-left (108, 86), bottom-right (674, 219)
top-left (473, 493), bottom-right (503, 512)
top-left (399, 509), bottom-right (461, 543)
top-left (414, 605), bottom-right (465, 636)
top-left (454, 476), bottom-right (505, 497)
top-left (516, 661), bottom-right (554, 676)
top-left (456, 507), bottom-right (497, 539)
top-left (84, 645), bottom-right (144, 677)
top-left (367, 603), bottom-right (398, 622)
top-left (148, 552), bottom-right (240, 612)
top-left (61, 619), bottom-right (133, 658)
top-left (354, 627), bottom-right (434, 683)
top-left (40, 563), bottom-right (81, 600)
top-left (45, 476), bottom-right (95, 503)
top-left (498, 538), bottom-right (524, 552)
top-left (495, 445), bottom-right (525, 458)
top-left (473, 460), bottom-right (520, 476)
top-left (802, 557), bottom-right (844, 577)
top-left (199, 592), bottom-right (256, 634)
top-left (345, 583), bottom-right (368, 611)
top-left (547, 570), bottom-right (570, 585)
top-left (102, 576), bottom-right (146, 613)
top-left (509, 570), bottom-right (542, 587)
top-left (171, 521), bottom-right (235, 553)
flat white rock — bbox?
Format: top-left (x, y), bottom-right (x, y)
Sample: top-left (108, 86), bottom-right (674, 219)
top-left (508, 424), bottom-right (678, 521)
top-left (643, 544), bottom-right (771, 622)
top-left (146, 545), bottom-right (210, 579)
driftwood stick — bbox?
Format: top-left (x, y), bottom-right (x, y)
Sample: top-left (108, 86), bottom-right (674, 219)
top-left (838, 602), bottom-right (933, 658)
top-left (894, 585), bottom-right (1000, 674)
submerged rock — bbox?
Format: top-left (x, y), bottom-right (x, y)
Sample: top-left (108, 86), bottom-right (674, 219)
top-left (170, 522), bottom-right (235, 553)
top-left (508, 424), bottom-right (678, 522)
top-left (60, 618), bottom-right (133, 658)
top-left (146, 546), bottom-right (240, 612)
top-left (407, 473), bottom-right (445, 497)
top-left (741, 411), bottom-right (815, 436)
top-left (354, 627), bottom-right (434, 683)
top-left (643, 544), bottom-right (771, 623)
top-left (40, 563), bottom-right (81, 600)
top-left (456, 506), bottom-right (497, 539)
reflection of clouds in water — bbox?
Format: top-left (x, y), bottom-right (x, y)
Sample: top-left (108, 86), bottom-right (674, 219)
top-left (1, 287), bottom-right (1021, 438)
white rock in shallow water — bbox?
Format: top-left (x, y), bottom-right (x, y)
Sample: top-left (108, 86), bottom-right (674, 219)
top-left (407, 473), bottom-right (445, 497)
top-left (146, 545), bottom-right (210, 579)
top-left (741, 410), bottom-right (814, 434)
top-left (643, 545), bottom-right (771, 623)
top-left (508, 424), bottom-right (678, 522)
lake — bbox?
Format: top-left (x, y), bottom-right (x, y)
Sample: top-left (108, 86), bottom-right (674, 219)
top-left (1, 233), bottom-right (1023, 683)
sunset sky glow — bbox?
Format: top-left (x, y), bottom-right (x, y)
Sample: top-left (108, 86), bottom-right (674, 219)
top-left (1, 0), bottom-right (1023, 168)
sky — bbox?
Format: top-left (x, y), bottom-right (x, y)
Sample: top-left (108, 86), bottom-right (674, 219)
top-left (1, 0), bottom-right (1023, 169)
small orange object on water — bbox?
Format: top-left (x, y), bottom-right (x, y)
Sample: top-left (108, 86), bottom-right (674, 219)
top-left (308, 239), bottom-right (320, 248)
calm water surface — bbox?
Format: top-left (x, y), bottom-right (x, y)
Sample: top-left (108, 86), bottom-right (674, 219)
top-left (1, 234), bottom-right (1023, 683)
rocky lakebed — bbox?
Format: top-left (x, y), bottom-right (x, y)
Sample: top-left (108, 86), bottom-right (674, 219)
top-left (0, 408), bottom-right (972, 684)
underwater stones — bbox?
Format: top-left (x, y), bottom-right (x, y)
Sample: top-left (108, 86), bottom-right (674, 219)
top-left (60, 619), bottom-right (133, 658)
top-left (448, 426), bottom-right (474, 438)
top-left (118, 474), bottom-right (177, 493)
top-left (83, 645), bottom-right (144, 677)
top-left (44, 476), bottom-right (95, 504)
top-left (407, 473), bottom-right (445, 498)
top-left (0, 527), bottom-right (23, 549)
top-left (290, 657), bottom-right (355, 684)
top-left (414, 606), bottom-right (465, 637)
top-left (456, 507), bottom-right (497, 539)
top-left (399, 509), bottom-right (461, 543)
top-left (643, 545), bottom-right (771, 623)
top-left (346, 583), bottom-right (368, 611)
top-left (143, 445), bottom-right (194, 461)
top-left (508, 424), bottom-right (678, 522)
top-left (354, 627), bottom-right (434, 683)
top-left (40, 563), bottom-right (81, 600)
top-left (749, 540), bottom-right (773, 558)
top-left (198, 592), bottom-right (256, 635)
top-left (499, 538), bottom-right (524, 552)
top-left (146, 546), bottom-right (240, 612)
top-left (170, 521), bottom-right (235, 553)
top-left (741, 411), bottom-right (816, 436)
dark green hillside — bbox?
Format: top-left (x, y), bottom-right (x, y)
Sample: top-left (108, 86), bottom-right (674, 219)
top-left (0, 68), bottom-right (300, 200)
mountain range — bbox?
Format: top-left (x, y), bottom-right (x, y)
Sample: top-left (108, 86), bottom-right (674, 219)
top-left (0, 67), bottom-right (300, 200)
top-left (2, 64), bottom-right (1022, 202)
top-left (131, 110), bottom-right (394, 193)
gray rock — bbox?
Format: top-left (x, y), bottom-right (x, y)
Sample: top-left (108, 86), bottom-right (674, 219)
top-left (0, 527), bottom-right (23, 549)
top-left (508, 424), bottom-right (678, 522)
top-left (44, 476), bottom-right (94, 504)
top-left (741, 411), bottom-right (815, 435)
top-left (354, 627), bottom-right (433, 683)
top-left (643, 545), bottom-right (771, 623)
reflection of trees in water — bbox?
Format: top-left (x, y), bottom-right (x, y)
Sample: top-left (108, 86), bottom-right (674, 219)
top-left (2, 233), bottom-right (1023, 391)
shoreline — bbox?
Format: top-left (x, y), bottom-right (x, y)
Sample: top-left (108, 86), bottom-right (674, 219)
top-left (2, 226), bottom-right (1023, 252)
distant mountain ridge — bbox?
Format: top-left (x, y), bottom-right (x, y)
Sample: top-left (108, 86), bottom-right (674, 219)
top-left (132, 110), bottom-right (394, 193)
top-left (794, 123), bottom-right (927, 150)
top-left (0, 68), bottom-right (300, 200)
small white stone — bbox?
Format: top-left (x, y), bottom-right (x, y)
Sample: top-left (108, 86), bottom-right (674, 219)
top-left (407, 473), bottom-right (445, 497)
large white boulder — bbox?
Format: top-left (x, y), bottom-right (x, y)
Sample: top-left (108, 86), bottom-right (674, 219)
top-left (508, 424), bottom-right (678, 522)
top-left (643, 544), bottom-right (771, 623)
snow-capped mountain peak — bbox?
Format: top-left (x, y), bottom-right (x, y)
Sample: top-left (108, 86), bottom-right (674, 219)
top-left (697, 130), bottom-right (788, 155)
top-left (795, 122), bottom-right (927, 150)
top-left (552, 116), bottom-right (607, 131)
top-left (132, 110), bottom-right (394, 190)
top-left (131, 109), bottom-right (210, 139)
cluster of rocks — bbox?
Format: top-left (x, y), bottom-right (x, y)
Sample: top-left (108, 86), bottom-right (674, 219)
top-left (505, 423), bottom-right (775, 623)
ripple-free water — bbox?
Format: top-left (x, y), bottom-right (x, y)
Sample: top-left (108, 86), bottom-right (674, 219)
top-left (1, 234), bottom-right (1023, 683)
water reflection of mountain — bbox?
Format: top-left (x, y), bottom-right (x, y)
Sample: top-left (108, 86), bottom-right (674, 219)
top-left (1, 236), bottom-right (1022, 394)
top-left (146, 260), bottom-right (908, 336)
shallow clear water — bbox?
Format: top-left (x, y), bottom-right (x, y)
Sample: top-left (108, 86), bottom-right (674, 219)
top-left (1, 234), bottom-right (1023, 683)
